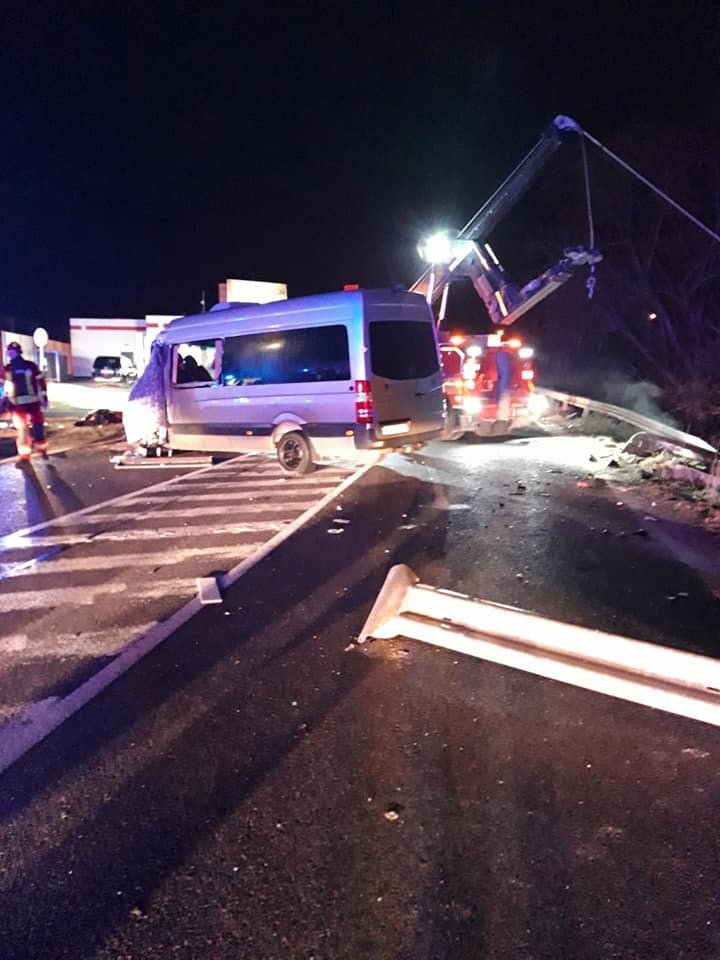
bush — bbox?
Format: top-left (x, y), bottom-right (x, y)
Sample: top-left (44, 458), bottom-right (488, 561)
top-left (664, 377), bottom-right (720, 447)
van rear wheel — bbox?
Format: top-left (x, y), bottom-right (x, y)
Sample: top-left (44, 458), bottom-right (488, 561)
top-left (276, 431), bottom-right (315, 475)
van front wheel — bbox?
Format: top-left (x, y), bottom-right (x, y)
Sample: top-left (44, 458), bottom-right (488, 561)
top-left (276, 431), bottom-right (315, 475)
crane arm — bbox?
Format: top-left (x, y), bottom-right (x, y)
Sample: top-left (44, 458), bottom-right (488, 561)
top-left (409, 115), bottom-right (598, 325)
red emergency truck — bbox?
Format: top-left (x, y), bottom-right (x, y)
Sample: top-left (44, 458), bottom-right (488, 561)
top-left (439, 333), bottom-right (545, 438)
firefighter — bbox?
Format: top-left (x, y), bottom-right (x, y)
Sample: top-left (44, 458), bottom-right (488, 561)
top-left (495, 343), bottom-right (513, 423)
top-left (2, 341), bottom-right (49, 462)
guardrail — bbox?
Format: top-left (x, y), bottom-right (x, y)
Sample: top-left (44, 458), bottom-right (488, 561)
top-left (536, 387), bottom-right (717, 458)
top-left (360, 565), bottom-right (720, 728)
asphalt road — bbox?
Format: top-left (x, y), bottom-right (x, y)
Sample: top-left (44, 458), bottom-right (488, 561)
top-left (0, 427), bottom-right (229, 540)
top-left (0, 435), bottom-right (718, 959)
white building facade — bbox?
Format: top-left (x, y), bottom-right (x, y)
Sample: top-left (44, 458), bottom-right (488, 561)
top-left (69, 279), bottom-right (287, 377)
top-left (69, 315), bottom-right (180, 378)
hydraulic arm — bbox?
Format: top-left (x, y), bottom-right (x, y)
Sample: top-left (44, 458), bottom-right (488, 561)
top-left (410, 115), bottom-right (601, 326)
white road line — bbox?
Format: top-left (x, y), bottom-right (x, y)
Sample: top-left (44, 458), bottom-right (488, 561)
top-left (0, 460), bottom-right (373, 774)
top-left (0, 575), bottom-right (203, 611)
top-left (0, 623), bottom-right (158, 658)
top-left (135, 477), bottom-right (350, 494)
top-left (0, 534), bottom-right (96, 550)
top-left (0, 543), bottom-right (265, 577)
top-left (74, 500), bottom-right (319, 522)
top-left (0, 521), bottom-right (288, 551)
top-left (0, 582), bottom-right (131, 610)
top-left (1, 458), bottom-right (351, 544)
top-left (132, 578), bottom-right (202, 599)
top-left (0, 454), bottom-right (252, 542)
top-left (116, 492), bottom-right (337, 507)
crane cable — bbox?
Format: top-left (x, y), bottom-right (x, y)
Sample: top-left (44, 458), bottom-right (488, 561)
top-left (579, 133), bottom-right (595, 250)
top-left (581, 127), bottom-right (720, 247)
top-left (578, 132), bottom-right (597, 298)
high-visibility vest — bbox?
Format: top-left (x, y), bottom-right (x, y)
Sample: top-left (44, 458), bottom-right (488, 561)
top-left (3, 359), bottom-right (47, 406)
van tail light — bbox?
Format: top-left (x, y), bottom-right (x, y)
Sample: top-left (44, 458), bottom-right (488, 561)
top-left (355, 380), bottom-right (374, 423)
top-left (521, 369), bottom-right (535, 381)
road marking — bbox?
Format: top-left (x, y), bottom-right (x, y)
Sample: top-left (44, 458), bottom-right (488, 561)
top-left (0, 582), bottom-right (131, 610)
top-left (0, 623), bottom-right (158, 658)
top-left (0, 460), bottom-right (373, 774)
top-left (80, 501), bottom-right (319, 522)
top-left (1, 573), bottom-right (237, 611)
top-left (0, 453), bottom-right (253, 543)
top-left (0, 457), bottom-right (352, 544)
top-left (0, 543), bottom-right (265, 578)
top-left (0, 521), bottom-right (288, 553)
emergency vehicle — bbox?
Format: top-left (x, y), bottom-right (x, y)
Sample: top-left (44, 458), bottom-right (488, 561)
top-left (123, 288), bottom-right (444, 474)
top-left (410, 116), bottom-right (603, 440)
top-left (439, 332), bottom-right (545, 438)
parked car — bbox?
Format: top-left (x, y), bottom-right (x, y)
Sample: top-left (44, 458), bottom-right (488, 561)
top-left (92, 356), bottom-right (137, 383)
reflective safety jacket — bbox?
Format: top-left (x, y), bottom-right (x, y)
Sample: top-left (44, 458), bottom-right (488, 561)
top-left (3, 357), bottom-right (47, 407)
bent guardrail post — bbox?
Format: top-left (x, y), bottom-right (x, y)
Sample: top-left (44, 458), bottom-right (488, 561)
top-left (359, 565), bottom-right (720, 728)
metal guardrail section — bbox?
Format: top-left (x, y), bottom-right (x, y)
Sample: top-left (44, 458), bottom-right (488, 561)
top-left (536, 387), bottom-right (717, 457)
top-left (360, 565), bottom-right (720, 728)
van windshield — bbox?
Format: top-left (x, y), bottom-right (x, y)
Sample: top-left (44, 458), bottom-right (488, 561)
top-left (94, 357), bottom-right (119, 368)
top-left (369, 321), bottom-right (439, 380)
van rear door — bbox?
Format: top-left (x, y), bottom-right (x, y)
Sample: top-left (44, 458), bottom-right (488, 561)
top-left (366, 297), bottom-right (444, 440)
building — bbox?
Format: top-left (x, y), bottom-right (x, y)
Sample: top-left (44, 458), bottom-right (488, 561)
top-left (1, 330), bottom-right (73, 379)
top-left (69, 316), bottom-right (146, 379)
top-left (68, 279), bottom-right (287, 378)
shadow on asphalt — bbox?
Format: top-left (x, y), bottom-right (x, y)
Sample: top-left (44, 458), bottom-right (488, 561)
top-left (16, 461), bottom-right (58, 526)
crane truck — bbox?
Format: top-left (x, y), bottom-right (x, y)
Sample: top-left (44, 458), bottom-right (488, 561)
top-left (411, 115), bottom-right (601, 438)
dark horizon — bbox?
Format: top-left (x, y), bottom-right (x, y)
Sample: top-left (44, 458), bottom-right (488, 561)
top-left (2, 2), bottom-right (719, 340)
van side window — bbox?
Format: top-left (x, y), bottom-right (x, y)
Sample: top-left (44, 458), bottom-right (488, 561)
top-left (174, 341), bottom-right (217, 385)
top-left (221, 325), bottom-right (350, 386)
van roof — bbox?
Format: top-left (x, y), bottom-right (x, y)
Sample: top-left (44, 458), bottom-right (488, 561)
top-left (159, 288), bottom-right (424, 342)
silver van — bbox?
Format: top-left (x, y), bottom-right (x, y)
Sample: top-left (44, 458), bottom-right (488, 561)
top-left (123, 288), bottom-right (445, 473)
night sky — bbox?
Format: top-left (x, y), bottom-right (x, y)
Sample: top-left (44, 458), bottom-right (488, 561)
top-left (2, 1), bottom-right (718, 340)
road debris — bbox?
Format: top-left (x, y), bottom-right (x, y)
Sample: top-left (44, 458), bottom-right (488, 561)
top-left (577, 477), bottom-right (607, 489)
top-left (73, 409), bottom-right (123, 427)
top-left (196, 576), bottom-right (222, 604)
top-left (383, 802), bottom-right (404, 822)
